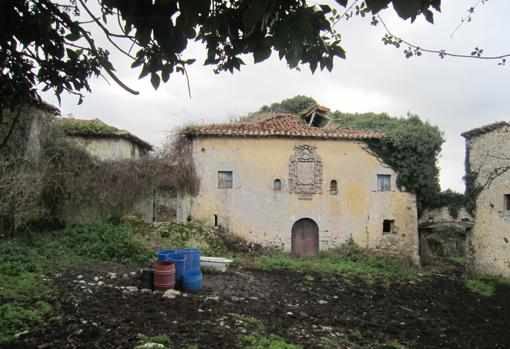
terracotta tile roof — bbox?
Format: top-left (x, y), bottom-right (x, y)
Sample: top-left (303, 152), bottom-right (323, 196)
top-left (57, 117), bottom-right (153, 150)
top-left (185, 114), bottom-right (383, 140)
top-left (461, 121), bottom-right (510, 139)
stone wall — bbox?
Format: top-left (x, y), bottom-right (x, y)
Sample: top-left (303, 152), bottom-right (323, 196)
top-left (70, 136), bottom-right (147, 161)
top-left (178, 137), bottom-right (419, 264)
top-left (466, 125), bottom-right (510, 277)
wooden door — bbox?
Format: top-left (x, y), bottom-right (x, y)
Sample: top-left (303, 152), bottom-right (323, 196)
top-left (291, 218), bottom-right (319, 257)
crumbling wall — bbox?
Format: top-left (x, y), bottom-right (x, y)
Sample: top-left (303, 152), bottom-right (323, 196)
top-left (466, 125), bottom-right (510, 277)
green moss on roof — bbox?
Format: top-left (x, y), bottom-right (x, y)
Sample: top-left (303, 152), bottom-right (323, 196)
top-left (56, 117), bottom-right (153, 150)
top-left (58, 118), bottom-right (119, 136)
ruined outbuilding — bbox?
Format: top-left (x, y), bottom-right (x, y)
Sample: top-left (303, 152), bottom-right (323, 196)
top-left (57, 117), bottom-right (153, 160)
top-left (462, 122), bottom-right (510, 277)
top-left (178, 108), bottom-right (419, 263)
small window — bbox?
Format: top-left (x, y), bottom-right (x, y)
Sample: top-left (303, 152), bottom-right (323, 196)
top-left (505, 194), bottom-right (510, 210)
top-left (218, 171), bottom-right (233, 189)
top-left (330, 180), bottom-right (338, 194)
top-left (377, 174), bottom-right (391, 191)
top-left (383, 220), bottom-right (394, 234)
top-left (213, 214), bottom-right (218, 227)
top-left (273, 179), bottom-right (282, 191)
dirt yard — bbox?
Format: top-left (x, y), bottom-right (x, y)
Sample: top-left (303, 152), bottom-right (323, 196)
top-left (6, 265), bottom-right (510, 349)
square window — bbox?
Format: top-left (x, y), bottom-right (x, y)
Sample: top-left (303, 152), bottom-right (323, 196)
top-left (505, 194), bottom-right (510, 210)
top-left (383, 219), bottom-right (394, 234)
top-left (218, 171), bottom-right (233, 189)
top-left (377, 174), bottom-right (391, 191)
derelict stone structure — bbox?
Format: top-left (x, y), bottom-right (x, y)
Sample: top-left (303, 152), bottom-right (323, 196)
top-left (178, 111), bottom-right (420, 264)
top-left (462, 122), bottom-right (510, 277)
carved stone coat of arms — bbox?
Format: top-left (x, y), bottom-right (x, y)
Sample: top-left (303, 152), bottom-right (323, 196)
top-left (288, 145), bottom-right (323, 200)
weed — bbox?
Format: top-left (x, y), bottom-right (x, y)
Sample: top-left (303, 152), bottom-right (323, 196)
top-left (258, 253), bottom-right (419, 285)
top-left (136, 333), bottom-right (171, 348)
top-left (235, 314), bottom-right (301, 348)
top-left (466, 279), bottom-right (494, 297)
top-left (303, 274), bottom-right (315, 282)
top-left (447, 256), bottom-right (466, 265)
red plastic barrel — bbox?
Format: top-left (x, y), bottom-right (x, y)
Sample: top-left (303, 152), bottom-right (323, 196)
top-left (152, 261), bottom-right (176, 290)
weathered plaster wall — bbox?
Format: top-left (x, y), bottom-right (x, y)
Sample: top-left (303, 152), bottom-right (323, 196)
top-left (467, 126), bottom-right (510, 277)
top-left (71, 136), bottom-right (146, 160)
top-left (23, 106), bottom-right (55, 160)
top-left (179, 137), bottom-right (419, 263)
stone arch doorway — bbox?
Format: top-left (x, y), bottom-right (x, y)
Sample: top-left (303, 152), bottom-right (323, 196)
top-left (291, 218), bottom-right (319, 257)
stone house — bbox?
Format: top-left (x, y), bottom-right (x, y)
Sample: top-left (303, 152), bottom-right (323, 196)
top-left (178, 111), bottom-right (419, 263)
top-left (462, 122), bottom-right (510, 277)
top-left (57, 117), bottom-right (153, 160)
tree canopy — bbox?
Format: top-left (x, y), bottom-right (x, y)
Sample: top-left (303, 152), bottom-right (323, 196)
top-left (0, 0), bottom-right (442, 114)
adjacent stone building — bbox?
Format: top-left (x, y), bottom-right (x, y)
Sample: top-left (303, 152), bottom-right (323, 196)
top-left (462, 122), bottom-right (510, 277)
top-left (178, 111), bottom-right (419, 263)
top-left (57, 117), bottom-right (153, 160)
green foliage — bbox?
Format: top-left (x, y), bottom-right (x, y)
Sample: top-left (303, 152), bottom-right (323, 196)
top-left (0, 223), bottom-right (154, 342)
top-left (332, 111), bottom-right (444, 212)
top-left (235, 314), bottom-right (302, 349)
top-left (136, 333), bottom-right (171, 349)
top-left (37, 225), bottom-right (152, 266)
top-left (464, 166), bottom-right (482, 215)
top-left (259, 250), bottom-right (419, 286)
top-left (427, 190), bottom-right (466, 219)
top-left (236, 95), bottom-right (317, 123)
top-left (0, 241), bottom-right (55, 343)
top-left (58, 119), bottom-right (118, 136)
top-left (121, 217), bottom-right (230, 257)
top-left (466, 279), bottom-right (495, 297)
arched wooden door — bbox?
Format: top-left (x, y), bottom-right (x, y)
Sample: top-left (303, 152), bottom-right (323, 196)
top-left (291, 218), bottom-right (319, 257)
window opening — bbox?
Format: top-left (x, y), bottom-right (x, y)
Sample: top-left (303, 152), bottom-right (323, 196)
top-left (383, 220), bottom-right (395, 234)
top-left (377, 174), bottom-right (391, 191)
top-left (273, 179), bottom-right (282, 191)
top-left (330, 180), bottom-right (338, 194)
top-left (218, 171), bottom-right (233, 188)
top-left (214, 214), bottom-right (218, 227)
top-left (505, 194), bottom-right (510, 210)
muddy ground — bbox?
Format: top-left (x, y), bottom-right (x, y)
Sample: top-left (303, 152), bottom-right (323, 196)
top-left (6, 265), bottom-right (510, 349)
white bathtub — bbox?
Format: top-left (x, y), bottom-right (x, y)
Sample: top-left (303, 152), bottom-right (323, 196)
top-left (200, 257), bottom-right (233, 272)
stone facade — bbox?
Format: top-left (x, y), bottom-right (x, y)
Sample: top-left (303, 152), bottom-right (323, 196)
top-left (71, 136), bottom-right (148, 161)
top-left (178, 134), bottom-right (419, 264)
top-left (462, 122), bottom-right (510, 277)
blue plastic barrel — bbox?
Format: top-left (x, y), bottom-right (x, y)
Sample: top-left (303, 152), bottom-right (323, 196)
top-left (176, 248), bottom-right (194, 272)
top-left (165, 253), bottom-right (186, 288)
top-left (188, 248), bottom-right (201, 272)
top-left (183, 270), bottom-right (202, 291)
top-left (156, 249), bottom-right (176, 262)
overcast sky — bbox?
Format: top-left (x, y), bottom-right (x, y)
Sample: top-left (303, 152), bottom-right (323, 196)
top-left (41, 1), bottom-right (510, 193)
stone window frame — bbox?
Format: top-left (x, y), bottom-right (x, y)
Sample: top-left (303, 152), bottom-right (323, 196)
top-left (218, 171), bottom-right (233, 189)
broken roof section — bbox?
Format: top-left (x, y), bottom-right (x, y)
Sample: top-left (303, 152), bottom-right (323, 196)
top-left (301, 104), bottom-right (332, 127)
top-left (183, 114), bottom-right (383, 140)
top-left (57, 117), bottom-right (153, 150)
top-left (461, 121), bottom-right (510, 139)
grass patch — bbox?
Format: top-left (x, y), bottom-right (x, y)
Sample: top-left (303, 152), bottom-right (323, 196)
top-left (258, 253), bottom-right (419, 285)
top-left (465, 274), bottom-right (510, 297)
top-left (235, 314), bottom-right (301, 349)
top-left (447, 256), bottom-right (466, 264)
top-left (465, 279), bottom-right (494, 297)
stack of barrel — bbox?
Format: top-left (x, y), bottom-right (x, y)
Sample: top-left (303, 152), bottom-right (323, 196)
top-left (151, 248), bottom-right (202, 291)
